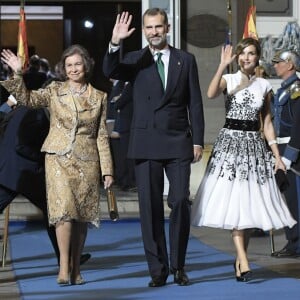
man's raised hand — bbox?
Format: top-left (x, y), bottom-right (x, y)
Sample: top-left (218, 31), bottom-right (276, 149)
top-left (111, 11), bottom-right (136, 45)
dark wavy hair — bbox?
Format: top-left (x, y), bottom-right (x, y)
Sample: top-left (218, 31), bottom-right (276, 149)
top-left (235, 37), bottom-right (261, 66)
top-left (56, 44), bottom-right (94, 82)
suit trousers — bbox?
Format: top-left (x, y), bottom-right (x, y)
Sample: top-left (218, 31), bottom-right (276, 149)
top-left (283, 171), bottom-right (300, 252)
top-left (0, 183), bottom-right (59, 262)
top-left (0, 185), bottom-right (17, 213)
top-left (135, 157), bottom-right (192, 278)
top-left (119, 131), bottom-right (135, 189)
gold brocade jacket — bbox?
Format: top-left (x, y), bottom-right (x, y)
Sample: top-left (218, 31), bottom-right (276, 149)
top-left (1, 77), bottom-right (113, 176)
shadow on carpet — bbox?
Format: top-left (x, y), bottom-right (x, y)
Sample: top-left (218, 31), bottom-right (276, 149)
top-left (7, 220), bottom-right (300, 300)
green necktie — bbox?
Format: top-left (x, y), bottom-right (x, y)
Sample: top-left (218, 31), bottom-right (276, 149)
top-left (156, 52), bottom-right (165, 88)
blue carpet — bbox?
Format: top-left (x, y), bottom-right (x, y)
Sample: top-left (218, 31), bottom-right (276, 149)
top-left (8, 220), bottom-right (300, 300)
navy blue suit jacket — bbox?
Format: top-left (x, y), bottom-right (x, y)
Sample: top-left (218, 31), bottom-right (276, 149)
top-left (103, 46), bottom-right (204, 160)
top-left (114, 82), bottom-right (133, 133)
top-left (0, 106), bottom-right (49, 193)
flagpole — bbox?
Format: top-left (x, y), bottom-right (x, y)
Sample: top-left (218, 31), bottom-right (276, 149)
top-left (18, 0), bottom-right (29, 70)
top-left (250, 0), bottom-right (255, 24)
top-left (227, 0), bottom-right (233, 73)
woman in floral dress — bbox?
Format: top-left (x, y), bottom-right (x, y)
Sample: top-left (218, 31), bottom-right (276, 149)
top-left (191, 38), bottom-right (296, 282)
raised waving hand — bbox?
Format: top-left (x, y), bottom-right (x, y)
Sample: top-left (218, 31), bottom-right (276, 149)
top-left (111, 11), bottom-right (136, 45)
top-left (220, 44), bottom-right (236, 68)
top-left (1, 49), bottom-right (23, 74)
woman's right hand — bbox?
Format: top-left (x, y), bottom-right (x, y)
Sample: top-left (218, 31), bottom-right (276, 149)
top-left (1, 49), bottom-right (23, 74)
top-left (274, 156), bottom-right (287, 173)
top-left (220, 44), bottom-right (236, 68)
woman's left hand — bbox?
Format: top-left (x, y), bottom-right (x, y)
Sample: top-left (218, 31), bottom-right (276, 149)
top-left (274, 156), bottom-right (286, 173)
top-left (103, 175), bottom-right (114, 189)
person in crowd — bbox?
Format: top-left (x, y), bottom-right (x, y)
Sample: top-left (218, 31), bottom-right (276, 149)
top-left (0, 86), bottom-right (15, 241)
top-left (113, 81), bottom-right (136, 192)
top-left (191, 38), bottom-right (296, 282)
top-left (0, 84), bottom-right (14, 116)
top-left (23, 54), bottom-right (48, 90)
top-left (106, 79), bottom-right (125, 187)
top-left (0, 62), bottom-right (13, 81)
top-left (270, 49), bottom-right (300, 258)
top-left (0, 102), bottom-right (59, 261)
top-left (42, 63), bottom-right (63, 88)
top-left (39, 57), bottom-right (56, 81)
top-left (103, 8), bottom-right (204, 287)
top-left (1, 44), bottom-right (113, 285)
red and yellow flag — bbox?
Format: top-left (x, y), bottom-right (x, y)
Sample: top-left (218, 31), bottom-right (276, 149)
top-left (243, 5), bottom-right (258, 40)
top-left (17, 1), bottom-right (29, 70)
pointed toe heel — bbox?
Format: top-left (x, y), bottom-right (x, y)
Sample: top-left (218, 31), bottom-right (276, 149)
top-left (57, 278), bottom-right (69, 285)
top-left (70, 276), bottom-right (85, 285)
top-left (240, 270), bottom-right (252, 282)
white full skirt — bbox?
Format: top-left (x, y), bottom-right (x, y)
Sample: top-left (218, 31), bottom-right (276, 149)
top-left (191, 128), bottom-right (296, 231)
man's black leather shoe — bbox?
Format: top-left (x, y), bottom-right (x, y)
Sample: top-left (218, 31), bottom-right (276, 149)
top-left (271, 248), bottom-right (299, 258)
top-left (148, 277), bottom-right (167, 287)
top-left (80, 253), bottom-right (91, 265)
top-left (173, 269), bottom-right (189, 286)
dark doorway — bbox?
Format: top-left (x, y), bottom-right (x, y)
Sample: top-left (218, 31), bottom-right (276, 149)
top-left (0, 1), bottom-right (141, 92)
top-left (63, 2), bottom-right (142, 92)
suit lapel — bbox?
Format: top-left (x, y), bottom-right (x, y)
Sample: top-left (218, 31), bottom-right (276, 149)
top-left (157, 47), bottom-right (183, 108)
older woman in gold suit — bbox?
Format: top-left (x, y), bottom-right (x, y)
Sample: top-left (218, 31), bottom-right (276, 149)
top-left (1, 45), bottom-right (113, 285)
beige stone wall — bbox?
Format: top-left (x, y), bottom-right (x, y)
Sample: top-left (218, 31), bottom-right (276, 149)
top-left (184, 0), bottom-right (236, 144)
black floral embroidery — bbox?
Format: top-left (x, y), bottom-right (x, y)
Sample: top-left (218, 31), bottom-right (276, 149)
top-left (226, 89), bottom-right (262, 121)
top-left (208, 88), bottom-right (272, 185)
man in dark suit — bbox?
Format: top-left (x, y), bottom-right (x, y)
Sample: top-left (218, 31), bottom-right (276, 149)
top-left (0, 101), bottom-right (91, 265)
top-left (0, 105), bottom-right (60, 262)
top-left (103, 8), bottom-right (204, 286)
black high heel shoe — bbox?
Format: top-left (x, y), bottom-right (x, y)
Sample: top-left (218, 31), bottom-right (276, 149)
top-left (57, 277), bottom-right (69, 285)
top-left (233, 262), bottom-right (242, 281)
top-left (240, 270), bottom-right (252, 282)
top-left (233, 262), bottom-right (252, 282)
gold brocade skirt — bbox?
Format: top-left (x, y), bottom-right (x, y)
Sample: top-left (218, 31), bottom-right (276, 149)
top-left (45, 153), bottom-right (101, 227)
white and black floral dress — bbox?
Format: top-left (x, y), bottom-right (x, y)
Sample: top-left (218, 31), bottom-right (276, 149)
top-left (191, 71), bottom-right (296, 230)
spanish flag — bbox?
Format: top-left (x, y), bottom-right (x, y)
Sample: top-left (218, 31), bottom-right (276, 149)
top-left (243, 5), bottom-right (258, 40)
top-left (17, 1), bottom-right (29, 70)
